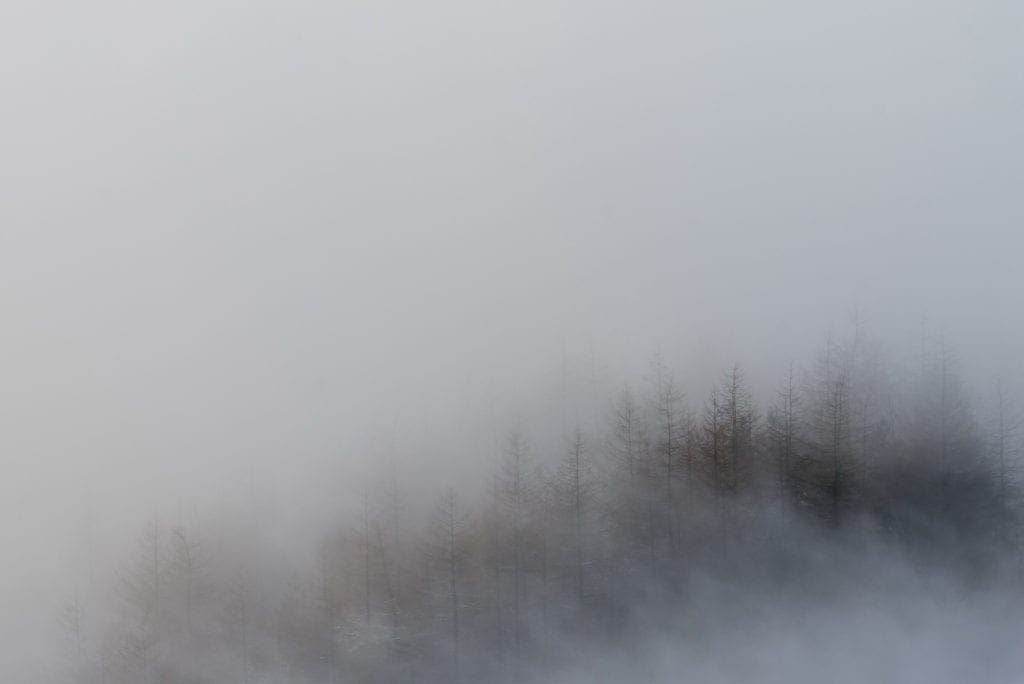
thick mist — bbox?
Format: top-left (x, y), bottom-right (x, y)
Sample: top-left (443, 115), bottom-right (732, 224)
top-left (1, 0), bottom-right (1023, 681)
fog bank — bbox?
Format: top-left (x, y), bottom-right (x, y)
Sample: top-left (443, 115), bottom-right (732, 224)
top-left (1, 0), bottom-right (1023, 680)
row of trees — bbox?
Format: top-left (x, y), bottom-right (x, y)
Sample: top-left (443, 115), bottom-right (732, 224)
top-left (55, 330), bottom-right (1023, 683)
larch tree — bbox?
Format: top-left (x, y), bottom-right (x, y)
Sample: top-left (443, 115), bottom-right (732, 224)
top-left (550, 428), bottom-right (595, 607)
top-left (422, 486), bottom-right (471, 681)
top-left (493, 430), bottom-right (533, 665)
top-left (701, 385), bottom-right (726, 494)
top-left (605, 386), bottom-right (655, 570)
top-left (166, 524), bottom-right (212, 644)
top-left (802, 337), bottom-right (853, 524)
top-left (721, 364), bottom-right (756, 495)
top-left (57, 593), bottom-right (92, 683)
top-left (766, 364), bottom-right (801, 511)
top-left (116, 515), bottom-right (166, 683)
top-left (646, 355), bottom-right (687, 547)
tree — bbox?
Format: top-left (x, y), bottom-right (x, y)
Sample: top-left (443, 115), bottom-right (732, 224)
top-left (605, 386), bottom-right (657, 570)
top-left (57, 593), bottom-right (94, 683)
top-left (646, 355), bottom-right (687, 546)
top-left (492, 430), bottom-right (535, 667)
top-left (115, 516), bottom-right (165, 683)
top-left (550, 428), bottom-right (595, 607)
top-left (988, 379), bottom-right (1023, 500)
top-left (699, 365), bottom-right (756, 501)
top-left (422, 487), bottom-right (471, 680)
top-left (700, 386), bottom-right (726, 494)
top-left (766, 364), bottom-right (801, 510)
top-left (824, 367), bottom-right (850, 523)
top-left (911, 329), bottom-right (976, 471)
top-left (608, 386), bottom-right (644, 480)
top-left (166, 524), bottom-right (212, 642)
top-left (721, 364), bottom-right (756, 494)
top-left (842, 317), bottom-right (893, 468)
top-left (800, 337), bottom-right (853, 524)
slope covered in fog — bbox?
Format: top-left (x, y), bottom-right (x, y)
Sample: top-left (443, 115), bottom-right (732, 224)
top-left (49, 328), bottom-right (1024, 683)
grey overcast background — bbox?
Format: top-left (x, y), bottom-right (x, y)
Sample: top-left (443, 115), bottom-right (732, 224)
top-left (1, 0), bottom-right (1023, 675)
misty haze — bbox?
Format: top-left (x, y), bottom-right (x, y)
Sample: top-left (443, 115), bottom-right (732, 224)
top-left (2, 1), bottom-right (1023, 682)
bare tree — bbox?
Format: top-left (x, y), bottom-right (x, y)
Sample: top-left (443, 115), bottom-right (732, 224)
top-left (609, 386), bottom-right (644, 479)
top-left (701, 386), bottom-right (726, 494)
top-left (550, 428), bottom-right (595, 607)
top-left (493, 430), bottom-right (533, 667)
top-left (766, 364), bottom-right (801, 510)
top-left (166, 524), bottom-right (212, 642)
top-left (423, 487), bottom-right (470, 680)
top-left (801, 338), bottom-right (853, 523)
top-left (115, 516), bottom-right (166, 682)
top-left (605, 386), bottom-right (657, 571)
top-left (825, 368), bottom-right (851, 523)
top-left (57, 593), bottom-right (94, 683)
top-left (721, 364), bottom-right (756, 494)
top-left (646, 355), bottom-right (687, 545)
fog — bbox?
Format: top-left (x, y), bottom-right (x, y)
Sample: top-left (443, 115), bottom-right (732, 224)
top-left (1, 0), bottom-right (1023, 681)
